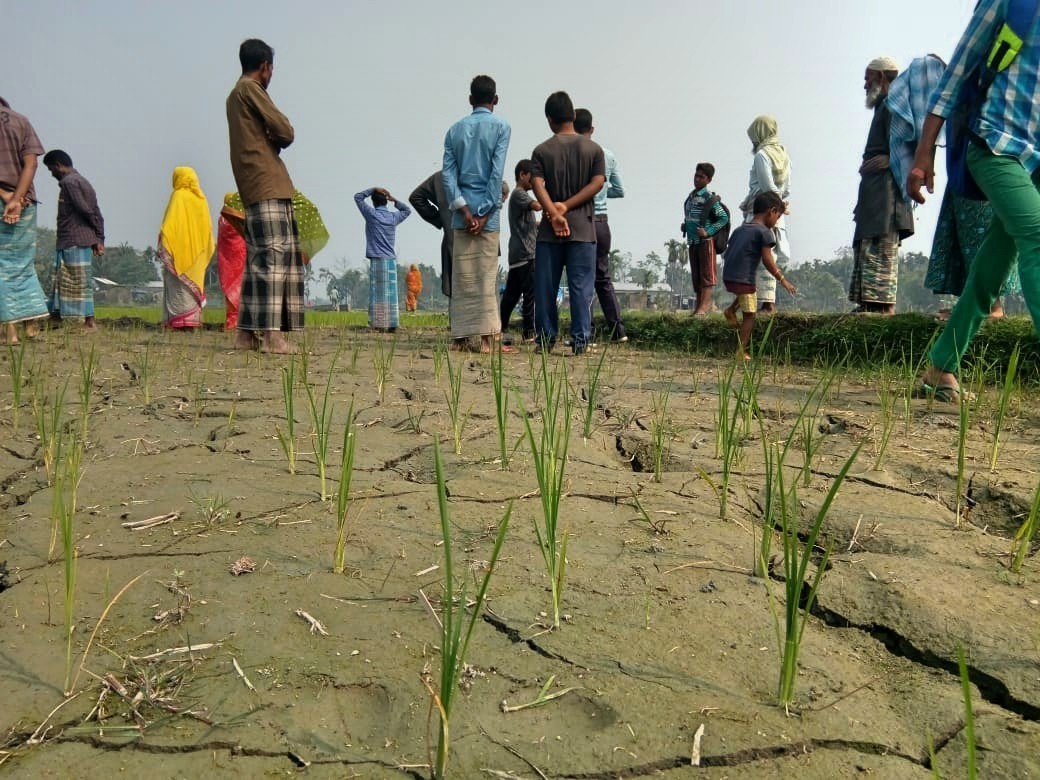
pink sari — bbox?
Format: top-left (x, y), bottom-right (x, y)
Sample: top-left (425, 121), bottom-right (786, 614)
top-left (217, 214), bottom-right (246, 330)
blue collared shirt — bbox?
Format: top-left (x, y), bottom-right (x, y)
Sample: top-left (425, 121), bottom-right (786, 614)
top-left (593, 147), bottom-right (625, 215)
top-left (929, 0), bottom-right (1040, 174)
top-left (355, 188), bottom-right (411, 259)
top-left (442, 107), bottom-right (511, 231)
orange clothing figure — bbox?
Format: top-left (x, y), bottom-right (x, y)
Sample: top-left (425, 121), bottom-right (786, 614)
top-left (405, 264), bottom-right (423, 311)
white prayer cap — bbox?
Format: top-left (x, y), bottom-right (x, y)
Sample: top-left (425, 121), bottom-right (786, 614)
top-left (867, 56), bottom-right (900, 72)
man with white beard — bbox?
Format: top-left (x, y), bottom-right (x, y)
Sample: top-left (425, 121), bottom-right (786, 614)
top-left (849, 56), bottom-right (915, 314)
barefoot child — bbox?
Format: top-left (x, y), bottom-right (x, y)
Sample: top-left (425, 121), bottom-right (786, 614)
top-left (722, 191), bottom-right (795, 358)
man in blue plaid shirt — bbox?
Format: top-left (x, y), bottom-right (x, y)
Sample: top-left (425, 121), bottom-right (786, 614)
top-left (909, 0), bottom-right (1040, 402)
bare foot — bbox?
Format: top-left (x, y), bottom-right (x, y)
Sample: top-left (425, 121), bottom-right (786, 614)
top-left (260, 333), bottom-right (298, 354)
top-left (988, 302), bottom-right (1005, 319)
top-left (450, 339), bottom-right (471, 352)
top-left (233, 330), bottom-right (258, 350)
top-left (24, 322), bottom-right (40, 339)
top-left (83, 318), bottom-right (99, 332)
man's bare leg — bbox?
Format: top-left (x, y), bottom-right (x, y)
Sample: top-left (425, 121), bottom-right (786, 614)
top-left (4, 323), bottom-right (17, 345)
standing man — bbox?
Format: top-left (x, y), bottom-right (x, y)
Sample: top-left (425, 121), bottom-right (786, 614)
top-left (354, 187), bottom-right (411, 331)
top-left (226, 38), bottom-right (301, 354)
top-left (442, 75), bottom-right (511, 353)
top-left (575, 108), bottom-right (627, 342)
top-left (909, 0), bottom-right (1040, 401)
top-left (531, 91), bottom-right (606, 355)
top-left (0, 97), bottom-right (48, 345)
top-left (849, 56), bottom-right (915, 315)
top-left (42, 150), bottom-right (104, 332)
top-left (409, 170), bottom-right (453, 297)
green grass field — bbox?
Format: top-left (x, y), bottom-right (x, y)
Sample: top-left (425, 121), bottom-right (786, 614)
top-left (93, 306), bottom-right (449, 329)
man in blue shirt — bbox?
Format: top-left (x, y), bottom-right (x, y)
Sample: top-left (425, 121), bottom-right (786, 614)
top-left (909, 0), bottom-right (1040, 402)
top-left (354, 186), bottom-right (410, 332)
top-left (442, 75), bottom-right (511, 353)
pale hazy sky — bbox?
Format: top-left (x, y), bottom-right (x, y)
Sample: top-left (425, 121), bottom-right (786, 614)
top-left (8, 0), bottom-right (977, 280)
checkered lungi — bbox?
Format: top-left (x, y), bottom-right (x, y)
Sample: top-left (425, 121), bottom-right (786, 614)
top-left (50, 245), bottom-right (95, 318)
top-left (238, 198), bottom-right (304, 332)
top-left (849, 232), bottom-right (900, 306)
top-left (368, 257), bottom-right (399, 329)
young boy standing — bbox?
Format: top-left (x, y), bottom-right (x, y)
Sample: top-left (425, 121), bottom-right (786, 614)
top-left (500, 159), bottom-right (541, 341)
top-left (682, 163), bottom-right (729, 315)
top-left (722, 191), bottom-right (796, 359)
top-left (531, 91), bottom-right (606, 355)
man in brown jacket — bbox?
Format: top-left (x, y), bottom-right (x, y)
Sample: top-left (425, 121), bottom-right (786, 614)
top-left (226, 38), bottom-right (301, 354)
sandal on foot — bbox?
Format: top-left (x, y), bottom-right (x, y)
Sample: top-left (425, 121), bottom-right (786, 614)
top-left (915, 382), bottom-right (976, 403)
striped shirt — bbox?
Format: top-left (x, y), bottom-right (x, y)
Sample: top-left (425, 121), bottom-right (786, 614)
top-left (929, 0), bottom-right (1040, 173)
top-left (683, 187), bottom-right (729, 246)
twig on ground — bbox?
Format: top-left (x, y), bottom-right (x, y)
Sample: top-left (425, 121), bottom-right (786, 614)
top-left (128, 642), bottom-right (219, 662)
top-left (232, 656), bottom-right (256, 692)
top-left (121, 512), bottom-right (180, 530)
top-left (691, 723), bottom-right (706, 766)
top-left (294, 609), bottom-right (329, 636)
top-left (499, 675), bottom-right (581, 712)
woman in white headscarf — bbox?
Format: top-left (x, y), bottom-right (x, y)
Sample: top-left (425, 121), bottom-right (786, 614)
top-left (740, 115), bottom-right (791, 313)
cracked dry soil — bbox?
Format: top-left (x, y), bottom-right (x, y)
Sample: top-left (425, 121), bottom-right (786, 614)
top-left (1, 325), bottom-right (1038, 778)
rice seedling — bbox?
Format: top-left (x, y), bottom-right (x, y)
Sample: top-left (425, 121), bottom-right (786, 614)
top-left (428, 436), bottom-right (510, 780)
top-left (490, 342), bottom-right (510, 468)
top-left (187, 487), bottom-right (231, 526)
top-left (519, 353), bottom-right (571, 629)
top-left (373, 336), bottom-right (397, 402)
top-left (715, 362), bottom-right (741, 519)
top-left (6, 340), bottom-right (27, 431)
top-left (581, 341), bottom-right (609, 439)
top-left (77, 345), bottom-right (98, 443)
top-left (649, 383), bottom-right (671, 483)
top-left (796, 374), bottom-right (833, 487)
top-left (736, 358), bottom-right (764, 438)
top-left (349, 339), bottom-right (361, 373)
top-left (767, 439), bottom-right (862, 711)
top-left (52, 428), bottom-right (83, 695)
top-left (872, 369), bottom-right (898, 471)
top-left (432, 340), bottom-right (447, 383)
top-left (333, 400), bottom-right (358, 575)
top-left (1009, 477), bottom-right (1040, 573)
top-left (301, 349), bottom-right (340, 501)
top-left (34, 379), bottom-right (68, 487)
top-left (988, 343), bottom-right (1020, 472)
top-left (222, 402), bottom-right (237, 454)
top-left (139, 341), bottom-right (155, 405)
top-left (275, 357), bottom-right (298, 475)
top-left (954, 368), bottom-right (973, 527)
top-left (957, 645), bottom-right (978, 780)
top-left (444, 351), bottom-right (469, 455)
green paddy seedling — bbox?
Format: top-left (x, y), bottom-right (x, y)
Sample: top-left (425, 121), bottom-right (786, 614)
top-left (1009, 477), bottom-right (1040, 573)
top-left (428, 437), bottom-right (510, 780)
top-left (519, 352), bottom-right (571, 629)
top-left (988, 343), bottom-right (1020, 472)
top-left (373, 336), bottom-right (396, 402)
top-left (7, 340), bottom-right (27, 431)
top-left (333, 400), bottom-right (358, 575)
top-left (649, 383), bottom-right (671, 483)
top-left (444, 351), bottom-right (469, 455)
top-left (581, 341), bottom-right (609, 439)
top-left (275, 357), bottom-right (298, 474)
top-left (301, 349), bottom-right (340, 501)
top-left (490, 342), bottom-right (510, 468)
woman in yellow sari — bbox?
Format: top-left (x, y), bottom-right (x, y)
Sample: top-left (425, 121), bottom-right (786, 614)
top-left (158, 167), bottom-right (214, 329)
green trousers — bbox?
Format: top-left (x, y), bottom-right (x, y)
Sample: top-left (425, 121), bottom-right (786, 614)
top-left (929, 144), bottom-right (1040, 372)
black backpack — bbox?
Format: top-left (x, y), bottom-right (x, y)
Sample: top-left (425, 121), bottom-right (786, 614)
top-left (702, 193), bottom-right (732, 254)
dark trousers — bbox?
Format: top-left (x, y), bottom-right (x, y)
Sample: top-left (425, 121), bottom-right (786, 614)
top-left (500, 260), bottom-right (535, 338)
top-left (594, 217), bottom-right (626, 339)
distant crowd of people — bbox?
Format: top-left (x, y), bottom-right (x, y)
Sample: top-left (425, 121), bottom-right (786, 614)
top-left (1, 0), bottom-right (1037, 394)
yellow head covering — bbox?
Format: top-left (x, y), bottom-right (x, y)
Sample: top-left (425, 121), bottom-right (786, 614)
top-left (159, 167), bottom-right (214, 289)
top-left (747, 115), bottom-right (790, 190)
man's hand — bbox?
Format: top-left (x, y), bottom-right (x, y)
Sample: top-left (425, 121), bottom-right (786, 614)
top-left (553, 202), bottom-right (568, 216)
top-left (907, 164), bottom-right (933, 205)
top-left (2, 198), bottom-right (23, 225)
top-left (680, 222), bottom-right (686, 236)
top-left (859, 154), bottom-right (890, 175)
top-left (468, 214), bottom-right (488, 235)
top-left (374, 187), bottom-right (391, 199)
top-left (696, 227), bottom-right (708, 238)
top-left (92, 243), bottom-right (105, 257)
top-left (780, 277), bottom-right (797, 296)
top-left (550, 213), bottom-right (570, 238)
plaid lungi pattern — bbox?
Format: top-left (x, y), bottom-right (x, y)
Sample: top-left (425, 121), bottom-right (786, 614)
top-left (238, 199), bottom-right (304, 332)
top-left (849, 232), bottom-right (900, 306)
top-left (450, 230), bottom-right (500, 339)
top-left (51, 245), bottom-right (95, 318)
top-left (367, 258), bottom-right (399, 329)
top-left (0, 204), bottom-right (48, 324)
